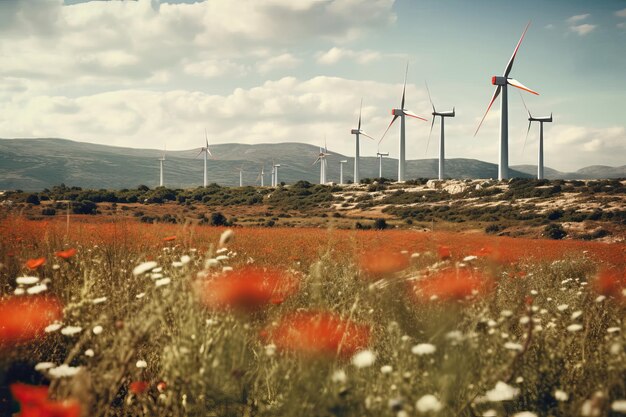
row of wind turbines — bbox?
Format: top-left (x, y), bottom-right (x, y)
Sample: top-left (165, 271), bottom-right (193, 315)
top-left (158, 22), bottom-right (553, 188)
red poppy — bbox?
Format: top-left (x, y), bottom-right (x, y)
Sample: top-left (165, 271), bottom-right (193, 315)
top-left (593, 268), bottom-right (625, 299)
top-left (129, 381), bottom-right (149, 395)
top-left (0, 296), bottom-right (63, 346)
top-left (10, 383), bottom-right (80, 417)
top-left (55, 248), bottom-right (76, 260)
top-left (25, 257), bottom-right (46, 270)
top-left (162, 236), bottom-right (176, 242)
top-left (262, 311), bottom-right (371, 358)
top-left (196, 266), bottom-right (298, 312)
top-left (437, 245), bottom-right (451, 260)
top-left (359, 250), bottom-right (409, 278)
top-left (412, 268), bottom-right (491, 302)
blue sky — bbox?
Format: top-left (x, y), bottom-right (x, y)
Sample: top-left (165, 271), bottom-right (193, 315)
top-left (1, 0), bottom-right (624, 171)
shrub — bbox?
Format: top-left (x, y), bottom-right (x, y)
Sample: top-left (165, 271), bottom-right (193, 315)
top-left (41, 207), bottom-right (56, 216)
top-left (543, 223), bottom-right (566, 240)
top-left (26, 194), bottom-right (40, 205)
top-left (210, 212), bottom-right (228, 227)
top-left (373, 218), bottom-right (388, 230)
top-left (485, 224), bottom-right (504, 234)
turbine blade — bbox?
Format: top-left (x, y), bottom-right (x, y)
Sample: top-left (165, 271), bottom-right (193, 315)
top-left (474, 86), bottom-right (502, 136)
top-left (425, 81), bottom-right (435, 113)
top-left (401, 61), bottom-right (408, 109)
top-left (426, 116), bottom-right (435, 155)
top-left (404, 110), bottom-right (428, 121)
top-left (205, 128), bottom-right (209, 148)
top-left (504, 21), bottom-right (531, 77)
top-left (518, 90), bottom-right (532, 118)
top-left (522, 120), bottom-right (532, 154)
top-left (312, 156), bottom-right (321, 166)
top-left (360, 131), bottom-right (375, 140)
top-left (507, 78), bottom-right (539, 95)
top-left (195, 148), bottom-right (204, 158)
top-left (379, 115), bottom-right (399, 144)
top-left (358, 98), bottom-right (362, 131)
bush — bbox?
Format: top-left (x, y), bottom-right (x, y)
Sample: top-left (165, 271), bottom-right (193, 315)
top-left (72, 200), bottom-right (97, 215)
top-left (41, 207), bottom-right (56, 216)
top-left (485, 224), bottom-right (504, 234)
top-left (373, 218), bottom-right (388, 230)
top-left (543, 223), bottom-right (567, 240)
top-left (209, 212), bottom-right (228, 227)
top-left (26, 194), bottom-right (40, 205)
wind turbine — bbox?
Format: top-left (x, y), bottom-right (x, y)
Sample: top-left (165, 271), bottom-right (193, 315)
top-left (236, 164), bottom-right (245, 187)
top-left (379, 63), bottom-right (428, 182)
top-left (425, 83), bottom-right (455, 180)
top-left (313, 141), bottom-right (330, 184)
top-left (273, 162), bottom-right (281, 186)
top-left (158, 145), bottom-right (166, 187)
top-left (256, 165), bottom-right (265, 187)
top-left (376, 150), bottom-right (389, 178)
top-left (520, 94), bottom-right (553, 180)
top-left (350, 99), bottom-right (374, 184)
top-left (474, 21), bottom-right (539, 180)
top-left (196, 129), bottom-right (213, 187)
top-left (339, 160), bottom-right (348, 185)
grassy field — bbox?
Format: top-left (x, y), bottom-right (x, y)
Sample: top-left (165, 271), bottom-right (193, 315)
top-left (0, 215), bottom-right (624, 416)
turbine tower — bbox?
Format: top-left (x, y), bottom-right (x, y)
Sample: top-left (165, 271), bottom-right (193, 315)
top-left (475, 21), bottom-right (539, 180)
top-left (339, 160), bottom-right (348, 185)
top-left (237, 165), bottom-right (244, 187)
top-left (425, 83), bottom-right (455, 180)
top-left (380, 63), bottom-right (428, 182)
top-left (273, 163), bottom-right (281, 186)
top-left (196, 129), bottom-right (213, 187)
top-left (350, 99), bottom-right (374, 184)
top-left (158, 145), bottom-right (166, 187)
top-left (256, 165), bottom-right (265, 187)
top-left (313, 141), bottom-right (330, 185)
top-left (376, 151), bottom-right (389, 178)
top-left (521, 95), bottom-right (553, 180)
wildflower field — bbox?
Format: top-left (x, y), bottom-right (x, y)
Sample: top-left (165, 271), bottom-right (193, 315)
top-left (0, 215), bottom-right (624, 417)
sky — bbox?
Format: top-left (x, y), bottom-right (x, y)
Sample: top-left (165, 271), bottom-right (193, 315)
top-left (0, 0), bottom-right (625, 172)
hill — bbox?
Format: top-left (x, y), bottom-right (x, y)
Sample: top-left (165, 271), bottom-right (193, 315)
top-left (0, 138), bottom-right (621, 190)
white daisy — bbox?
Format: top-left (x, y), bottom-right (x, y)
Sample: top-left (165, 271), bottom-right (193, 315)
top-left (155, 277), bottom-right (171, 287)
top-left (415, 394), bottom-right (443, 413)
top-left (48, 364), bottom-right (81, 378)
top-left (567, 324), bottom-right (583, 332)
top-left (411, 343), bottom-right (436, 356)
top-left (132, 261), bottom-right (158, 276)
top-left (27, 284), bottom-right (48, 294)
top-left (92, 325), bottom-right (103, 335)
top-left (16, 276), bottom-right (39, 285)
top-left (351, 350), bottom-right (376, 368)
top-left (61, 326), bottom-right (82, 336)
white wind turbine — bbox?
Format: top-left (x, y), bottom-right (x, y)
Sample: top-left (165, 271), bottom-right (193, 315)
top-left (339, 160), bottom-right (348, 185)
top-left (475, 21), bottom-right (539, 180)
top-left (273, 162), bottom-right (281, 186)
top-left (313, 140), bottom-right (330, 184)
top-left (376, 150), bottom-right (389, 178)
top-left (236, 164), bottom-right (245, 187)
top-left (256, 165), bottom-right (265, 187)
top-left (196, 129), bottom-right (213, 187)
top-left (158, 145), bottom-right (166, 187)
top-left (520, 94), bottom-right (553, 180)
top-left (425, 83), bottom-right (455, 180)
top-left (380, 63), bottom-right (428, 182)
top-left (350, 99), bottom-right (375, 184)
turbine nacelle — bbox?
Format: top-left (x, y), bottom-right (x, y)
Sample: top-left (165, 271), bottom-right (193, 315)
top-left (529, 114), bottom-right (553, 123)
top-left (433, 108), bottom-right (455, 118)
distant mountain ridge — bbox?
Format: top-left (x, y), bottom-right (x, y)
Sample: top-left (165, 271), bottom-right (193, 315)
top-left (0, 138), bottom-right (623, 190)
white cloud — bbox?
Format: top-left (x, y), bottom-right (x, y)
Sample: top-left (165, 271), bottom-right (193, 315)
top-left (256, 53), bottom-right (302, 74)
top-left (567, 14), bottom-right (589, 24)
top-left (615, 8), bottom-right (626, 18)
top-left (0, 0), bottom-right (395, 88)
top-left (183, 59), bottom-right (247, 78)
top-left (617, 22), bottom-right (626, 29)
top-left (316, 47), bottom-right (382, 65)
top-left (0, 76), bottom-right (430, 156)
top-left (570, 24), bottom-right (596, 36)
top-left (544, 24), bottom-right (554, 30)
